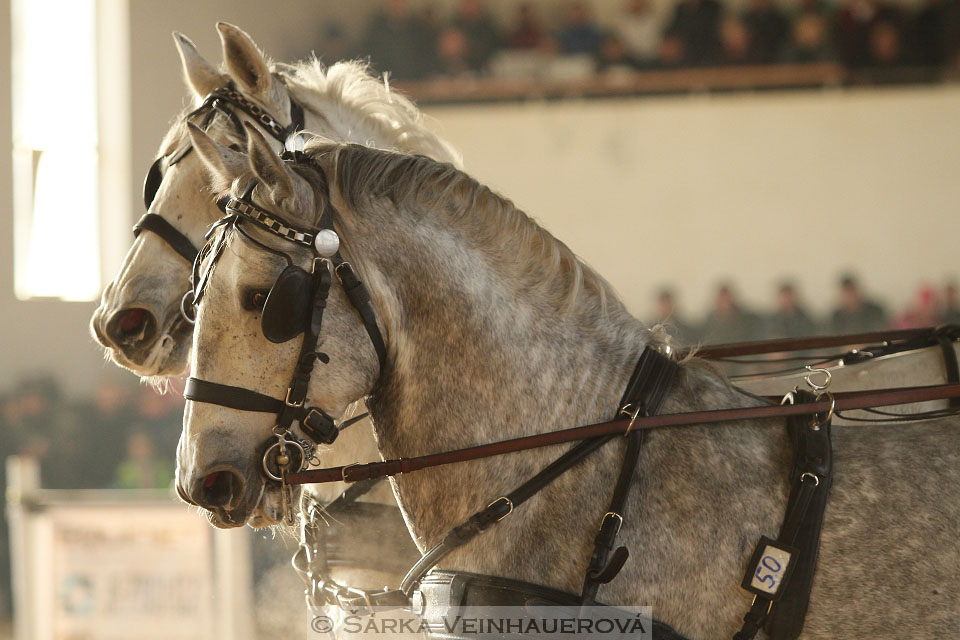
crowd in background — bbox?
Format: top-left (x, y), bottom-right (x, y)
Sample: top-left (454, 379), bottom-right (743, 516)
top-left (654, 275), bottom-right (960, 345)
top-left (315, 0), bottom-right (960, 83)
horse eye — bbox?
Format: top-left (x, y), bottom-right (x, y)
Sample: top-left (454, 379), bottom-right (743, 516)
top-left (242, 289), bottom-right (269, 311)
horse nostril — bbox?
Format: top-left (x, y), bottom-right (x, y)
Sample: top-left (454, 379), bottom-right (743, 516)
top-left (104, 307), bottom-right (158, 348)
top-left (196, 469), bottom-right (245, 509)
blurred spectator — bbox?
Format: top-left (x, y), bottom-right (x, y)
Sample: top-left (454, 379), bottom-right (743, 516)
top-left (316, 20), bottom-right (351, 63)
top-left (664, 0), bottom-right (723, 66)
top-left (452, 0), bottom-right (502, 73)
top-left (652, 288), bottom-right (697, 345)
top-left (743, 0), bottom-right (790, 64)
top-left (836, 0), bottom-right (905, 68)
top-left (615, 0), bottom-right (664, 67)
top-left (719, 18), bottom-right (752, 65)
top-left (71, 379), bottom-right (138, 488)
top-left (657, 31), bottom-right (687, 68)
top-left (785, 0), bottom-right (833, 62)
top-left (944, 281), bottom-right (960, 324)
top-left (505, 4), bottom-right (546, 50)
top-left (830, 274), bottom-right (888, 333)
top-left (435, 26), bottom-right (472, 76)
top-left (700, 283), bottom-right (762, 344)
top-left (114, 430), bottom-right (173, 490)
top-left (766, 282), bottom-right (818, 338)
top-left (360, 0), bottom-right (434, 80)
top-left (913, 0), bottom-right (950, 67)
top-left (894, 284), bottom-right (941, 329)
top-left (599, 34), bottom-right (642, 72)
top-left (558, 2), bottom-right (606, 57)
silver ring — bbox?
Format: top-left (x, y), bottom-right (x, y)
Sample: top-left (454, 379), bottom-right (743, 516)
top-left (262, 439), bottom-right (306, 481)
top-left (180, 290), bottom-right (197, 325)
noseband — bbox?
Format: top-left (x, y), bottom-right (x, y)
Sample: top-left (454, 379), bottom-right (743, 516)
top-left (132, 83), bottom-right (305, 321)
top-left (182, 157), bottom-right (386, 523)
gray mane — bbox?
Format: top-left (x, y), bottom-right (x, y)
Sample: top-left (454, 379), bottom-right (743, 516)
top-left (159, 56), bottom-right (461, 166)
top-left (306, 141), bottom-right (622, 318)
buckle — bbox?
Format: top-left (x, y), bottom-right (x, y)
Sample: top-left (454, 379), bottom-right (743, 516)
top-left (601, 511), bottom-right (624, 536)
top-left (341, 463), bottom-right (360, 483)
top-left (284, 387), bottom-right (304, 408)
top-left (487, 496), bottom-right (514, 522)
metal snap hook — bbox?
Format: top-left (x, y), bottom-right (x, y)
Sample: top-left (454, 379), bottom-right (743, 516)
top-left (804, 366), bottom-right (832, 392)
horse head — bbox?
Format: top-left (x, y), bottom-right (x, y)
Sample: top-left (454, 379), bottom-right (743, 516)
top-left (91, 23), bottom-right (302, 378)
top-left (178, 125), bottom-right (384, 527)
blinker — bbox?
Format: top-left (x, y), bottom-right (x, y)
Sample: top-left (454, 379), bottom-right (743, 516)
top-left (261, 264), bottom-right (313, 343)
top-left (143, 158), bottom-right (163, 209)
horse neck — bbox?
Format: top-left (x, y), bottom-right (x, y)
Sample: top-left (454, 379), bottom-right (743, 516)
top-left (350, 202), bottom-right (653, 545)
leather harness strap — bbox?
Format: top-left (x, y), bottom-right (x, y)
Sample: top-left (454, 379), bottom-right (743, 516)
top-left (133, 213), bottom-right (200, 264)
top-left (736, 389), bottom-right (834, 640)
top-left (581, 348), bottom-right (678, 605)
top-left (136, 81), bottom-right (305, 268)
top-left (286, 383), bottom-right (960, 486)
top-left (691, 325), bottom-right (960, 360)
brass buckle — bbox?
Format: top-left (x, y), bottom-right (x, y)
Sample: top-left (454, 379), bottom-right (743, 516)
top-left (602, 511), bottom-right (623, 536)
top-left (284, 387), bottom-right (304, 408)
top-left (487, 496), bottom-right (514, 522)
top-left (620, 403), bottom-right (645, 436)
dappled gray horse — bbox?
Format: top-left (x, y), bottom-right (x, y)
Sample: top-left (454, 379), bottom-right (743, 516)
top-left (179, 127), bottom-right (959, 639)
top-left (90, 22), bottom-right (458, 381)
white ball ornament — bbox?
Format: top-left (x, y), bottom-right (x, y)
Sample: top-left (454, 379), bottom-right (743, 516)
top-left (313, 229), bottom-right (340, 256)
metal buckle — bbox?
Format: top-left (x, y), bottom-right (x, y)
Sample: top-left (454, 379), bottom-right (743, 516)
top-left (341, 463), bottom-right (360, 483)
top-left (620, 403), bottom-right (645, 436)
top-left (487, 496), bottom-right (514, 522)
top-left (811, 391), bottom-right (835, 430)
top-left (800, 472), bottom-right (820, 487)
top-left (602, 511), bottom-right (623, 536)
top-left (334, 261), bottom-right (351, 282)
top-left (285, 387), bottom-right (304, 408)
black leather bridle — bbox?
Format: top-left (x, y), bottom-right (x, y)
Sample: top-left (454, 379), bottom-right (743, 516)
top-left (181, 155), bottom-right (386, 522)
top-left (132, 82), bottom-right (305, 292)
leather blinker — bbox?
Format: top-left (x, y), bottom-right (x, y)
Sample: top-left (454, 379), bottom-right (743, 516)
top-left (261, 264), bottom-right (313, 343)
top-left (143, 158), bottom-right (164, 210)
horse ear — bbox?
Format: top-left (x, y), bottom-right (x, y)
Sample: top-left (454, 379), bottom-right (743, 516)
top-left (217, 23), bottom-right (273, 101)
top-left (244, 123), bottom-right (313, 215)
top-left (186, 122), bottom-right (247, 186)
top-left (173, 32), bottom-right (227, 98)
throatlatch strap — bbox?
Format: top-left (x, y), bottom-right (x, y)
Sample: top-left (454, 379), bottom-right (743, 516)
top-left (133, 213), bottom-right (199, 263)
top-left (581, 347), bottom-right (678, 605)
top-left (735, 389), bottom-right (833, 640)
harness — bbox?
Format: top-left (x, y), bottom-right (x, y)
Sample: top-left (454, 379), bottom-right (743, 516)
top-left (181, 154), bottom-right (960, 639)
top-left (132, 81), bottom-right (306, 321)
top-left (182, 159), bottom-right (386, 525)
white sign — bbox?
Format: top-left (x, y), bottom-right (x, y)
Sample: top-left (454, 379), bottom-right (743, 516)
top-left (37, 505), bottom-right (215, 640)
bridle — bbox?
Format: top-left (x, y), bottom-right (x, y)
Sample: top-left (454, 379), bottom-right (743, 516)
top-left (182, 154), bottom-right (386, 524)
top-left (132, 81), bottom-right (305, 323)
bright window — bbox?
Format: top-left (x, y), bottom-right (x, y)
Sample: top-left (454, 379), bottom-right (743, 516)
top-left (12, 0), bottom-right (100, 300)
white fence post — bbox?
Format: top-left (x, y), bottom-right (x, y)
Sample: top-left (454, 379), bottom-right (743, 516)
top-left (6, 455), bottom-right (40, 640)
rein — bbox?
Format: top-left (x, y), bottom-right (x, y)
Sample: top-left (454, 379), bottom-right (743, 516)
top-left (285, 382), bottom-right (960, 486)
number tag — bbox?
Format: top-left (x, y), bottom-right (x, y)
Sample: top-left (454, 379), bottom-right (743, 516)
top-left (741, 536), bottom-right (799, 601)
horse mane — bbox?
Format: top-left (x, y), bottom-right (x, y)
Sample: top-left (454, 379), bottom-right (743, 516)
top-left (278, 59), bottom-right (461, 166)
top-left (158, 56), bottom-right (461, 168)
top-left (306, 140), bottom-right (623, 317)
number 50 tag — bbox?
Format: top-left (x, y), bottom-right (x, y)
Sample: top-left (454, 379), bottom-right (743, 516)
top-left (741, 536), bottom-right (800, 601)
